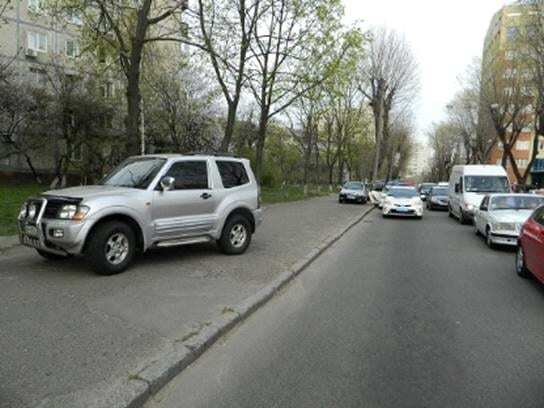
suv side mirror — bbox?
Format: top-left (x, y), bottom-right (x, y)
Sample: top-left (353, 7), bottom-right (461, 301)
top-left (480, 204), bottom-right (488, 211)
top-left (454, 183), bottom-right (460, 193)
top-left (160, 176), bottom-right (175, 191)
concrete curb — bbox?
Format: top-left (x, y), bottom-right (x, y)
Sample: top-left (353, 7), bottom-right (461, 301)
top-left (118, 205), bottom-right (375, 408)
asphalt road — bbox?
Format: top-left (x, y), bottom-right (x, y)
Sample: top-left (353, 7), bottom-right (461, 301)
top-left (146, 210), bottom-right (544, 408)
top-left (0, 196), bottom-right (366, 408)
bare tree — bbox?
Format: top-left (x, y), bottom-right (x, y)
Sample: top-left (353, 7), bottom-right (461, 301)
top-left (360, 27), bottom-right (419, 182)
top-left (179, 0), bottom-right (264, 151)
top-left (427, 122), bottom-right (464, 182)
top-left (481, 44), bottom-right (533, 184)
top-left (246, 0), bottom-right (353, 181)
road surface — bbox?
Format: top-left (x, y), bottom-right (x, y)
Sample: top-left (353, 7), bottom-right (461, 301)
top-left (147, 210), bottom-right (544, 408)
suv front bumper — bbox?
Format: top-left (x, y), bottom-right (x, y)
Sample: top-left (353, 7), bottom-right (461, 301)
top-left (18, 198), bottom-right (88, 255)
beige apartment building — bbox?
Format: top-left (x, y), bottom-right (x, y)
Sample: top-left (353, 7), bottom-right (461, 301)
top-left (0, 0), bottom-right (86, 175)
top-left (481, 2), bottom-right (544, 186)
top-left (0, 0), bottom-right (187, 182)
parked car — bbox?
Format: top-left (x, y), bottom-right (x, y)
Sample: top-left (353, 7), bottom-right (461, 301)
top-left (516, 205), bottom-right (544, 282)
top-left (448, 165), bottom-right (510, 224)
top-left (17, 154), bottom-right (263, 275)
top-left (382, 186), bottom-right (423, 219)
top-left (474, 194), bottom-right (544, 248)
top-left (339, 181), bottom-right (368, 204)
top-left (418, 183), bottom-right (436, 201)
top-left (426, 185), bottom-right (449, 210)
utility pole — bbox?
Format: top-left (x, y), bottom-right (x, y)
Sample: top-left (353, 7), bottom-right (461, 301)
top-left (140, 97), bottom-right (145, 155)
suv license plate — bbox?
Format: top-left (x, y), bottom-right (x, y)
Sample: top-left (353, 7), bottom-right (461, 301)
top-left (21, 234), bottom-right (40, 248)
top-left (24, 225), bottom-right (38, 237)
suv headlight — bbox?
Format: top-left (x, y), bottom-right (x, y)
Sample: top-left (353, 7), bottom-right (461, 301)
top-left (58, 204), bottom-right (90, 221)
top-left (27, 203), bottom-right (37, 219)
top-left (18, 202), bottom-right (28, 219)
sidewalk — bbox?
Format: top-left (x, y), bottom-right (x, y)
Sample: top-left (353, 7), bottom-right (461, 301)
top-left (0, 196), bottom-right (372, 408)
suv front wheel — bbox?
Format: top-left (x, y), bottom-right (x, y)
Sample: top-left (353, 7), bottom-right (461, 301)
top-left (218, 215), bottom-right (252, 255)
top-left (86, 221), bottom-right (136, 275)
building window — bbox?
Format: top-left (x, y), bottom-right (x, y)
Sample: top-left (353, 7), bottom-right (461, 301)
top-left (71, 144), bottom-right (82, 162)
top-left (27, 31), bottom-right (47, 53)
top-left (507, 27), bottom-right (520, 41)
top-left (29, 68), bottom-right (48, 86)
top-left (516, 141), bottom-right (530, 151)
top-left (65, 39), bottom-right (79, 58)
top-left (101, 82), bottom-right (114, 98)
top-left (517, 158), bottom-right (528, 169)
top-left (66, 10), bottom-right (83, 25)
top-left (504, 87), bottom-right (513, 97)
top-left (505, 50), bottom-right (516, 60)
top-left (28, 0), bottom-right (43, 13)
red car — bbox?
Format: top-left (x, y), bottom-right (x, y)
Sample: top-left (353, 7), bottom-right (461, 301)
top-left (517, 206), bottom-right (544, 282)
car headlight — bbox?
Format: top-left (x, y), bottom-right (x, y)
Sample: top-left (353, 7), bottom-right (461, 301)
top-left (465, 203), bottom-right (475, 211)
top-left (19, 202), bottom-right (28, 219)
top-left (492, 222), bottom-right (516, 232)
top-left (58, 204), bottom-right (90, 221)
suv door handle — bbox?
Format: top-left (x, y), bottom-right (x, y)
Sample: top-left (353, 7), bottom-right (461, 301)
top-left (201, 192), bottom-right (212, 200)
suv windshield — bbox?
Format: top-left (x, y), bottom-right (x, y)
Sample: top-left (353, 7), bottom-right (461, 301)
top-left (490, 195), bottom-right (544, 211)
top-left (431, 187), bottom-right (448, 196)
top-left (344, 182), bottom-right (364, 190)
top-left (464, 176), bottom-right (509, 193)
top-left (100, 157), bottom-right (166, 189)
top-left (389, 188), bottom-right (418, 198)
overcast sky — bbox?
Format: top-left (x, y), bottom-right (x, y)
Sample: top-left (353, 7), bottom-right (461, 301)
top-left (343, 0), bottom-right (511, 141)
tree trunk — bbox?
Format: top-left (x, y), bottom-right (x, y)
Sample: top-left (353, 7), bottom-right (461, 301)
top-left (125, 66), bottom-right (142, 156)
top-left (24, 153), bottom-right (41, 184)
top-left (371, 79), bottom-right (386, 182)
top-left (221, 100), bottom-right (239, 152)
top-left (254, 109), bottom-right (269, 183)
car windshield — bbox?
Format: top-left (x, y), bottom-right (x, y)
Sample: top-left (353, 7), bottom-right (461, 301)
top-left (344, 182), bottom-right (364, 190)
top-left (431, 187), bottom-right (448, 196)
top-left (490, 195), bottom-right (544, 211)
top-left (420, 184), bottom-right (435, 193)
top-left (100, 158), bottom-right (166, 189)
top-left (464, 176), bottom-right (509, 193)
top-left (389, 188), bottom-right (418, 198)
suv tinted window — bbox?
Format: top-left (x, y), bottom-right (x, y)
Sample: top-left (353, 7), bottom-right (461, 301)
top-left (217, 161), bottom-right (249, 188)
top-left (165, 161), bottom-right (208, 190)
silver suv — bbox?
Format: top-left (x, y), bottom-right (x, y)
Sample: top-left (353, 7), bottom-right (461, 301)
top-left (17, 154), bottom-right (263, 275)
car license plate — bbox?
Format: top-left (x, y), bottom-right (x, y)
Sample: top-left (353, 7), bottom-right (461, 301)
top-left (397, 207), bottom-right (408, 212)
top-left (347, 194), bottom-right (355, 199)
top-left (20, 234), bottom-right (40, 248)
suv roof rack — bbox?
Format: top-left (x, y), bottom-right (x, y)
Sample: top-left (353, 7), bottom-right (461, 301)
top-left (186, 151), bottom-right (240, 158)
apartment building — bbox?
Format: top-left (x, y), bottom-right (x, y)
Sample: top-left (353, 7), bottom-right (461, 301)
top-left (0, 0), bottom-right (86, 175)
top-left (0, 0), bottom-right (187, 181)
top-left (481, 2), bottom-right (544, 186)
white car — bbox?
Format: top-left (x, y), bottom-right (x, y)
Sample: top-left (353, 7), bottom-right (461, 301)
top-left (474, 194), bottom-right (544, 248)
top-left (382, 186), bottom-right (424, 219)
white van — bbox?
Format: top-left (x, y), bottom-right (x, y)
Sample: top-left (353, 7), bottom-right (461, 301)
top-left (448, 165), bottom-right (510, 224)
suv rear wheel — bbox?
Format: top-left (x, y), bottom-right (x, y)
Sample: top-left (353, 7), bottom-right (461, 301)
top-left (86, 221), bottom-right (136, 275)
top-left (218, 215), bottom-right (252, 255)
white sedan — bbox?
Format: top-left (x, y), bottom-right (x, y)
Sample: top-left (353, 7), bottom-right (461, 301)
top-left (474, 194), bottom-right (544, 248)
top-left (382, 186), bottom-right (424, 219)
